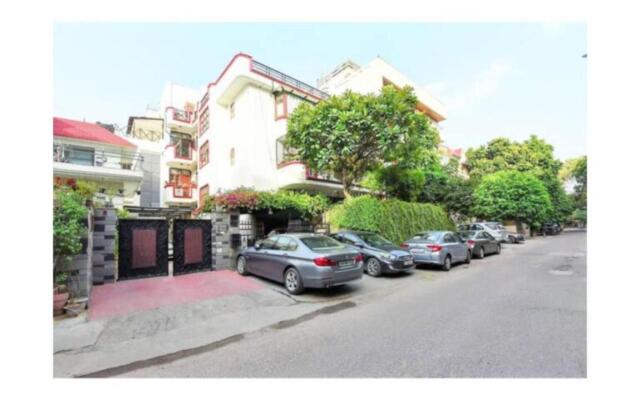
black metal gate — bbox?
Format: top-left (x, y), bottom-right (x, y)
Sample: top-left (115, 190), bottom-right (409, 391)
top-left (173, 219), bottom-right (212, 276)
top-left (118, 219), bottom-right (169, 280)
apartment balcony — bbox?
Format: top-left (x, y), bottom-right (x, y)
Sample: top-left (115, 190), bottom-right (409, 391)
top-left (166, 108), bottom-right (197, 134)
top-left (163, 143), bottom-right (197, 168)
top-left (53, 143), bottom-right (144, 182)
top-left (275, 161), bottom-right (349, 197)
top-left (164, 182), bottom-right (198, 206)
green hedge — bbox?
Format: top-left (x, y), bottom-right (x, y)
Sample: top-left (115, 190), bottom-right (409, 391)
top-left (326, 195), bottom-right (454, 244)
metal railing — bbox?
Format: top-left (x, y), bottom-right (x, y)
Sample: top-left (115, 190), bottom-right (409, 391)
top-left (53, 144), bottom-right (144, 171)
top-left (251, 60), bottom-right (329, 100)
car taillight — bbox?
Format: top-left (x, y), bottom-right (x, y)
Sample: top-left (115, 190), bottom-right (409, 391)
top-left (467, 240), bottom-right (475, 248)
top-left (355, 254), bottom-right (364, 262)
top-left (400, 243), bottom-right (408, 248)
top-left (426, 244), bottom-right (442, 252)
top-left (313, 257), bottom-right (336, 267)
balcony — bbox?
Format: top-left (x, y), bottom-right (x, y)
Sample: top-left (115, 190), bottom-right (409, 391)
top-left (164, 143), bottom-right (197, 167)
top-left (53, 143), bottom-right (144, 182)
top-left (166, 108), bottom-right (197, 134)
top-left (164, 182), bottom-right (198, 205)
top-left (250, 60), bottom-right (329, 100)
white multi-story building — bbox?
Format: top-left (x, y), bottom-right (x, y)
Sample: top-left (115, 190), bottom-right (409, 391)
top-left (133, 53), bottom-right (448, 209)
top-left (317, 57), bottom-right (447, 124)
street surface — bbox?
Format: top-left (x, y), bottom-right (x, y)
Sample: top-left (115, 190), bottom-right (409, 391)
top-left (121, 231), bottom-right (586, 378)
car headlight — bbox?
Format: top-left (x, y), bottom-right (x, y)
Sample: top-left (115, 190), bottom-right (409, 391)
top-left (381, 253), bottom-right (397, 261)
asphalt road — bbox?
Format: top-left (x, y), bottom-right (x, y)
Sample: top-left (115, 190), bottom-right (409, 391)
top-left (123, 231), bottom-right (586, 378)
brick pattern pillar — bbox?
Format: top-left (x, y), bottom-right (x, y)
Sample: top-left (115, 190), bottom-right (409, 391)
top-left (92, 208), bottom-right (117, 284)
top-left (211, 211), bottom-right (232, 270)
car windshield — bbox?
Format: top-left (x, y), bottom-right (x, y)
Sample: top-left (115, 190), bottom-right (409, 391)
top-left (358, 232), bottom-right (393, 247)
top-left (413, 232), bottom-right (442, 242)
top-left (485, 223), bottom-right (500, 230)
top-left (458, 231), bottom-right (475, 239)
top-left (300, 236), bottom-right (345, 250)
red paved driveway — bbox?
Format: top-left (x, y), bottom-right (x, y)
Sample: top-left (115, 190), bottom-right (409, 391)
top-left (89, 270), bottom-right (264, 320)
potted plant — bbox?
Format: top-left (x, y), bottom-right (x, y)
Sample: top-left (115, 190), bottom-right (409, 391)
top-left (53, 272), bottom-right (69, 316)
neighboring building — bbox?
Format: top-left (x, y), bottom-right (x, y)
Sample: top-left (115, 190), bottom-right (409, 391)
top-left (317, 57), bottom-right (447, 124)
top-left (125, 116), bottom-right (165, 207)
top-left (438, 144), bottom-right (469, 178)
top-left (53, 117), bottom-right (144, 208)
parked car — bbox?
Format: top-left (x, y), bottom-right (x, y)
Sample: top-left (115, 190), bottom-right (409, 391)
top-left (401, 231), bottom-right (471, 271)
top-left (458, 230), bottom-right (502, 258)
top-left (457, 222), bottom-right (509, 243)
top-left (540, 222), bottom-right (562, 236)
top-left (331, 230), bottom-right (415, 277)
top-left (236, 233), bottom-right (364, 294)
top-left (506, 231), bottom-right (525, 243)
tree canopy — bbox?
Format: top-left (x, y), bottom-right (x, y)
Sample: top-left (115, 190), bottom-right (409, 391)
top-left (286, 86), bottom-right (440, 197)
top-left (473, 170), bottom-right (552, 228)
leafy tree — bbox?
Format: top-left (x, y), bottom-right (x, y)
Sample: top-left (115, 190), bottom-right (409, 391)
top-left (466, 135), bottom-right (569, 222)
top-left (473, 171), bottom-right (552, 231)
top-left (286, 86), bottom-right (440, 197)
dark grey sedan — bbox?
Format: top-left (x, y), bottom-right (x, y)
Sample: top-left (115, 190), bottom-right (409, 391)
top-left (458, 230), bottom-right (502, 259)
top-left (236, 234), bottom-right (364, 294)
top-left (401, 231), bottom-right (471, 271)
top-left (331, 230), bottom-right (414, 277)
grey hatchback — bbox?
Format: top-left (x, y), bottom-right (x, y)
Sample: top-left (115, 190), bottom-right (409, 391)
top-left (458, 230), bottom-right (502, 259)
top-left (401, 231), bottom-right (471, 271)
top-left (236, 233), bottom-right (364, 294)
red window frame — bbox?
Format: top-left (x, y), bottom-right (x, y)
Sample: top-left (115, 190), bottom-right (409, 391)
top-left (199, 141), bottom-right (209, 168)
top-left (274, 93), bottom-right (288, 120)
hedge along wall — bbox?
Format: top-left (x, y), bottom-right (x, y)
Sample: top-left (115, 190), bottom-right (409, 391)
top-left (326, 195), bottom-right (454, 244)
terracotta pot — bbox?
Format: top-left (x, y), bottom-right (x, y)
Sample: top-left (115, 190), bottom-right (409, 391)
top-left (54, 290), bottom-right (69, 316)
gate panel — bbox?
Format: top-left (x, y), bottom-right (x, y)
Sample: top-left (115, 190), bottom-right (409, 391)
top-left (173, 219), bottom-right (212, 275)
top-left (118, 219), bottom-right (168, 280)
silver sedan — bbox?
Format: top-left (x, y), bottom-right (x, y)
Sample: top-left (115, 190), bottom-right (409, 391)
top-left (237, 233), bottom-right (364, 294)
top-left (401, 231), bottom-right (471, 271)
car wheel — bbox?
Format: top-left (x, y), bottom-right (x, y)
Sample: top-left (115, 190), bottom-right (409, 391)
top-left (442, 255), bottom-right (452, 271)
top-left (496, 244), bottom-right (501, 254)
top-left (236, 256), bottom-right (248, 276)
top-left (465, 251), bottom-right (471, 264)
top-left (478, 247), bottom-right (485, 259)
top-left (366, 258), bottom-right (383, 277)
top-left (284, 267), bottom-right (304, 295)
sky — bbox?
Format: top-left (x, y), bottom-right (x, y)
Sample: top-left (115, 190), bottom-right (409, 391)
top-left (54, 23), bottom-right (586, 160)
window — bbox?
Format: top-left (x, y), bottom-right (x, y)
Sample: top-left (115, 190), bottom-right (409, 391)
top-left (199, 185), bottom-right (209, 206)
top-left (258, 237), bottom-right (277, 250)
top-left (230, 214), bottom-right (239, 228)
top-left (300, 236), bottom-right (345, 250)
top-left (274, 237), bottom-right (297, 251)
top-left (230, 102), bottom-right (235, 119)
top-left (199, 107), bottom-right (210, 135)
top-left (63, 146), bottom-right (95, 166)
top-left (169, 168), bottom-right (191, 186)
top-left (170, 132), bottom-right (193, 159)
top-left (199, 141), bottom-right (209, 167)
top-left (274, 92), bottom-right (288, 120)
top-left (230, 147), bottom-right (235, 166)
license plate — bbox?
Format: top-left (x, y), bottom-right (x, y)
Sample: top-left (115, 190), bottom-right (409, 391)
top-left (410, 248), bottom-right (424, 254)
top-left (338, 260), bottom-right (354, 268)
top-left (403, 260), bottom-right (413, 266)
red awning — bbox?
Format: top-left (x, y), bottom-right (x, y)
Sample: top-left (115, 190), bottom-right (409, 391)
top-left (53, 117), bottom-right (135, 148)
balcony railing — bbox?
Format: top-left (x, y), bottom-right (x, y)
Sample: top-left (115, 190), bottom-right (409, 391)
top-left (53, 144), bottom-right (144, 171)
top-left (164, 182), bottom-right (197, 200)
top-left (251, 60), bottom-right (329, 100)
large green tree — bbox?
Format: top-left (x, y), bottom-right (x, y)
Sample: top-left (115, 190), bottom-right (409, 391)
top-left (473, 171), bottom-right (552, 231)
top-left (286, 86), bottom-right (440, 197)
top-left (466, 135), bottom-right (569, 222)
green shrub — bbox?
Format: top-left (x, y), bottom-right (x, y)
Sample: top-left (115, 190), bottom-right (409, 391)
top-left (207, 188), bottom-right (330, 218)
top-left (327, 195), bottom-right (453, 244)
top-left (53, 187), bottom-right (88, 280)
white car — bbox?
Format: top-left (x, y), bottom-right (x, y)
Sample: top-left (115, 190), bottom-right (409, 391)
top-left (457, 222), bottom-right (509, 243)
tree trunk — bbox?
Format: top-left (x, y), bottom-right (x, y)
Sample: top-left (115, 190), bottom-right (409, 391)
top-left (342, 178), bottom-right (353, 199)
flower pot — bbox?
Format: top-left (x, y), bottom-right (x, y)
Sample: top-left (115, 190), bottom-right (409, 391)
top-left (54, 290), bottom-right (69, 316)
